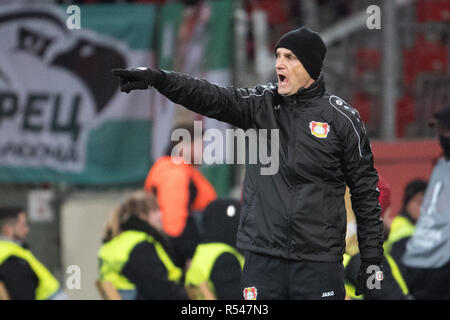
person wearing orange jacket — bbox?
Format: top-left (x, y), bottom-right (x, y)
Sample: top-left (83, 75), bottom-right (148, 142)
top-left (145, 123), bottom-right (217, 269)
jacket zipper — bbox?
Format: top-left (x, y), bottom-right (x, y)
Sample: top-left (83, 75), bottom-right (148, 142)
top-left (286, 99), bottom-right (298, 256)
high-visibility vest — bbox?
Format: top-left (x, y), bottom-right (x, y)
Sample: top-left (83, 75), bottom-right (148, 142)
top-left (343, 252), bottom-right (409, 300)
top-left (98, 230), bottom-right (182, 290)
top-left (0, 240), bottom-right (60, 300)
top-left (343, 253), bottom-right (362, 300)
top-left (384, 216), bottom-right (415, 254)
top-left (185, 243), bottom-right (244, 299)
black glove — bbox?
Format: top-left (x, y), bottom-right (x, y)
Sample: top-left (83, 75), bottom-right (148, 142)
top-left (112, 67), bottom-right (159, 93)
top-left (355, 259), bottom-right (383, 296)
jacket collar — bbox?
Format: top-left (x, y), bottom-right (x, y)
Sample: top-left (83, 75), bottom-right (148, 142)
top-left (0, 236), bottom-right (28, 248)
top-left (121, 216), bottom-right (175, 257)
top-left (280, 72), bottom-right (326, 105)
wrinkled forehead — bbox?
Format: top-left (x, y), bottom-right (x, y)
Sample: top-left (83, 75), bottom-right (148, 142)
top-left (275, 47), bottom-right (297, 57)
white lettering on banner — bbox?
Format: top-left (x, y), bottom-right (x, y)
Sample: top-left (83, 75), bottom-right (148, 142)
top-left (0, 91), bottom-right (85, 171)
top-left (0, 5), bottom-right (152, 176)
top-left (0, 92), bottom-right (81, 141)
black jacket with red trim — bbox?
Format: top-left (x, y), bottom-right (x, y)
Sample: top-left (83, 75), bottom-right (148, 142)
top-left (153, 71), bottom-right (384, 263)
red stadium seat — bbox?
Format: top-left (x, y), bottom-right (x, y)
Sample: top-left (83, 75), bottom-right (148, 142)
top-left (403, 36), bottom-right (447, 85)
top-left (352, 91), bottom-right (372, 124)
top-left (416, 0), bottom-right (450, 23)
top-left (356, 48), bottom-right (381, 77)
top-left (396, 96), bottom-right (416, 138)
top-left (248, 0), bottom-right (289, 26)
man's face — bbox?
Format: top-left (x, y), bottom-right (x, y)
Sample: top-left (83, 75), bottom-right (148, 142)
top-left (275, 48), bottom-right (313, 96)
top-left (406, 192), bottom-right (424, 222)
top-left (2, 212), bottom-right (30, 242)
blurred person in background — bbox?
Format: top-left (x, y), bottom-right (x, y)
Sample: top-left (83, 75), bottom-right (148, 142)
top-left (344, 175), bottom-right (412, 300)
top-left (98, 190), bottom-right (188, 300)
top-left (113, 26), bottom-right (384, 300)
top-left (402, 105), bottom-right (450, 300)
top-left (384, 179), bottom-right (427, 270)
top-left (144, 122), bottom-right (217, 270)
top-left (185, 198), bottom-right (244, 300)
top-left (0, 207), bottom-right (64, 300)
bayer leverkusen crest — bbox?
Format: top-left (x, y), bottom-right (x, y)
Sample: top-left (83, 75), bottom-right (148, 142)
top-left (309, 121), bottom-right (330, 138)
top-left (243, 287), bottom-right (258, 300)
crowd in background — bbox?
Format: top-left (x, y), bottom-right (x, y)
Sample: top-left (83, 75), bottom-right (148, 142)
top-left (2, 106), bottom-right (450, 300)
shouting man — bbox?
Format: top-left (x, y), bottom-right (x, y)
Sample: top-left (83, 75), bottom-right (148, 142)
top-left (112, 27), bottom-right (384, 300)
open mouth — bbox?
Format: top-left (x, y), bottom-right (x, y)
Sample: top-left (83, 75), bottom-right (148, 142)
top-left (278, 74), bottom-right (288, 86)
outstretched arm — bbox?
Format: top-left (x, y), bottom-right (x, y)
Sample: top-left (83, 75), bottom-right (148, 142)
top-left (112, 68), bottom-right (269, 129)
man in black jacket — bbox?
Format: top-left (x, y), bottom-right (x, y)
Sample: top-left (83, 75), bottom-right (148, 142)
top-left (112, 27), bottom-right (384, 300)
top-left (0, 207), bottom-right (62, 300)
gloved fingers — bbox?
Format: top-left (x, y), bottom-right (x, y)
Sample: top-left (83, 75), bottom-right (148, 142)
top-left (119, 76), bottom-right (128, 87)
top-left (112, 69), bottom-right (135, 80)
top-left (120, 80), bottom-right (149, 93)
top-left (112, 68), bottom-right (150, 81)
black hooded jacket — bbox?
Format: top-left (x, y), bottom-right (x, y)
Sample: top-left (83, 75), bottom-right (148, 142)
top-left (153, 70), bottom-right (384, 263)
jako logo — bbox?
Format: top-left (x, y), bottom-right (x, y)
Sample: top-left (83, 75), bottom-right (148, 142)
top-left (321, 291), bottom-right (334, 298)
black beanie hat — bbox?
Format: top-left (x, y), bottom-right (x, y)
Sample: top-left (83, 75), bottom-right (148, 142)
top-left (201, 198), bottom-right (241, 248)
top-left (274, 27), bottom-right (327, 80)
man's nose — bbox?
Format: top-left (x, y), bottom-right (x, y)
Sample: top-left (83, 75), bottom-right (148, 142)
top-left (275, 58), bottom-right (285, 70)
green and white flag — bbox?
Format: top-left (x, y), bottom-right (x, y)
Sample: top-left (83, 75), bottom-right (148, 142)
top-left (0, 4), bottom-right (156, 185)
top-left (0, 2), bottom-right (234, 194)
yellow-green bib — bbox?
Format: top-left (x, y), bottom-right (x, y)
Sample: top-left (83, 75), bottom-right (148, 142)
top-left (343, 252), bottom-right (409, 300)
top-left (185, 243), bottom-right (244, 299)
top-left (0, 240), bottom-right (60, 300)
top-left (384, 216), bottom-right (415, 254)
top-left (98, 230), bottom-right (182, 290)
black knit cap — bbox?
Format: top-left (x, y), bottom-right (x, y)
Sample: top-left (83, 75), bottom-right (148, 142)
top-left (201, 198), bottom-right (241, 248)
top-left (274, 27), bottom-right (327, 80)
